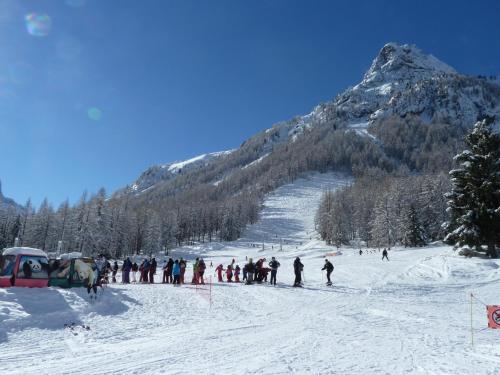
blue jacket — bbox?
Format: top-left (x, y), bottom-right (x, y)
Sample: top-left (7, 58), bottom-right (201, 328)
top-left (172, 263), bottom-right (181, 276)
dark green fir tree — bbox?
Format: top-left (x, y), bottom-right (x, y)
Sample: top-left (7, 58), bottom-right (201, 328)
top-left (444, 118), bottom-right (500, 258)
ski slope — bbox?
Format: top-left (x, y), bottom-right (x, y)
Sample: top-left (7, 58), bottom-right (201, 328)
top-left (1, 173), bottom-right (499, 374)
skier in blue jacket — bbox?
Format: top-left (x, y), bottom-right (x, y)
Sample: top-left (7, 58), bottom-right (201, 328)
top-left (172, 260), bottom-right (181, 285)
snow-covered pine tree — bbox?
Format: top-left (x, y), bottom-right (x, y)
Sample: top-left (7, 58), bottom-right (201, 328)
top-left (370, 191), bottom-right (397, 248)
top-left (401, 203), bottom-right (426, 247)
top-left (444, 118), bottom-right (500, 258)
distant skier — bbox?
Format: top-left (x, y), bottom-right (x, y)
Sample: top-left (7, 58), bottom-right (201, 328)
top-left (215, 264), bottom-right (224, 282)
top-left (322, 259), bottom-right (334, 286)
top-left (293, 257), bottom-right (304, 287)
top-left (382, 248), bottom-right (389, 261)
top-left (268, 257), bottom-right (280, 285)
top-left (359, 249), bottom-right (363, 256)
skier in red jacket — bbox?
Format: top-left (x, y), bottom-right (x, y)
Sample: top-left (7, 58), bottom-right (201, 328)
top-left (234, 265), bottom-right (241, 282)
top-left (215, 264), bottom-right (224, 282)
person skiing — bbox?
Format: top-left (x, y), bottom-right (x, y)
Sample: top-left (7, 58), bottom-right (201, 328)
top-left (242, 263), bottom-right (248, 282)
top-left (255, 258), bottom-right (265, 281)
top-left (226, 264), bottom-right (233, 282)
top-left (122, 257), bottom-right (132, 284)
top-left (215, 264), bottom-right (224, 282)
top-left (139, 260), bottom-right (145, 283)
top-left (172, 259), bottom-right (181, 285)
top-left (179, 258), bottom-right (187, 284)
top-left (192, 258), bottom-right (199, 284)
top-left (293, 257), bottom-right (303, 287)
top-left (164, 258), bottom-right (173, 283)
top-left (149, 258), bottom-right (157, 283)
top-left (142, 258), bottom-right (150, 283)
top-left (268, 257), bottom-right (280, 285)
top-left (162, 260), bottom-right (169, 283)
top-left (382, 248), bottom-right (389, 261)
top-left (234, 265), bottom-right (241, 283)
top-left (198, 258), bottom-right (206, 284)
top-left (244, 259), bottom-right (255, 285)
top-left (359, 249), bottom-right (363, 256)
top-left (111, 261), bottom-right (119, 283)
top-left (131, 262), bottom-right (138, 283)
top-left (322, 259), bottom-right (334, 286)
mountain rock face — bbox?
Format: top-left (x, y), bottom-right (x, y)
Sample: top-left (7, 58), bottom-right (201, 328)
top-left (289, 43), bottom-right (500, 136)
top-left (118, 151), bottom-right (234, 196)
top-left (120, 43), bottom-right (500, 196)
top-left (0, 180), bottom-right (22, 212)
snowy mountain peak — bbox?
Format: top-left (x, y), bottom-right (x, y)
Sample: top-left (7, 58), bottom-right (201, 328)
top-left (363, 43), bottom-right (456, 85)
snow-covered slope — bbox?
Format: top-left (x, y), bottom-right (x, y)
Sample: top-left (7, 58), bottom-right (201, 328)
top-left (117, 150), bottom-right (233, 196)
top-left (2, 173), bottom-right (499, 374)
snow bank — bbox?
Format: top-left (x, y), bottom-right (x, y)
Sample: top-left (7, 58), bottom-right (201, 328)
top-left (2, 247), bottom-right (47, 257)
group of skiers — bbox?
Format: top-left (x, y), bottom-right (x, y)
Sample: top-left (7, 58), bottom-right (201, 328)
top-left (358, 248), bottom-right (390, 261)
top-left (86, 247), bottom-right (394, 296)
top-left (213, 256), bottom-right (282, 285)
top-left (92, 254), bottom-right (340, 290)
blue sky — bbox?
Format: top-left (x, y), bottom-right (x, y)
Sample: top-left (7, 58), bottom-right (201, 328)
top-left (1, 0), bottom-right (499, 207)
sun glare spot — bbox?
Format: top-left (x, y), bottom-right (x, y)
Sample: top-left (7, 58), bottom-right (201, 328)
top-left (87, 107), bottom-right (102, 121)
top-left (25, 13), bottom-right (52, 37)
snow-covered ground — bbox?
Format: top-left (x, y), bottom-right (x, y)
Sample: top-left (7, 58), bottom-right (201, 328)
top-left (1, 173), bottom-right (499, 374)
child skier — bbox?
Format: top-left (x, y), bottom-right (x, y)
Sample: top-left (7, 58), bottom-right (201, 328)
top-left (215, 264), bottom-right (224, 282)
top-left (226, 264), bottom-right (233, 282)
top-left (234, 265), bottom-right (241, 282)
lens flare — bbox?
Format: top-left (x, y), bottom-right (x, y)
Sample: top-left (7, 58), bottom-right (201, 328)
top-left (87, 107), bottom-right (102, 121)
top-left (25, 13), bottom-right (52, 37)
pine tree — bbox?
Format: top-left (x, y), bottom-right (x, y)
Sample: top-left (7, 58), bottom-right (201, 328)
top-left (401, 204), bottom-right (426, 247)
top-left (444, 118), bottom-right (500, 258)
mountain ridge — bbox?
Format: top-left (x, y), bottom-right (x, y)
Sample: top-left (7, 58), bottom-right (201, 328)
top-left (119, 42), bottom-right (499, 197)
